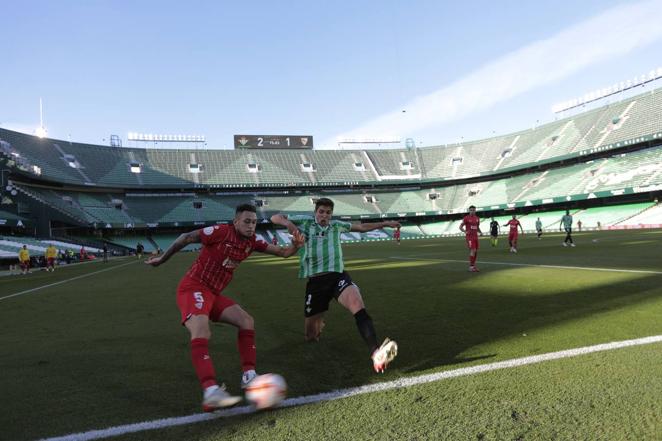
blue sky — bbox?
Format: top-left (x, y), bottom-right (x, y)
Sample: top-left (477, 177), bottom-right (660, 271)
top-left (1, 0), bottom-right (661, 149)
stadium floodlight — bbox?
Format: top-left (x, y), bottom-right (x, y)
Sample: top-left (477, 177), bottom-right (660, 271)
top-left (34, 98), bottom-right (48, 138)
top-left (127, 132), bottom-right (206, 143)
top-left (551, 67), bottom-right (662, 113)
top-left (34, 126), bottom-right (48, 138)
top-left (337, 136), bottom-right (401, 144)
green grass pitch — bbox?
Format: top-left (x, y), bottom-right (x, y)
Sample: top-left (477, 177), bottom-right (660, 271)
top-left (1, 229), bottom-right (661, 440)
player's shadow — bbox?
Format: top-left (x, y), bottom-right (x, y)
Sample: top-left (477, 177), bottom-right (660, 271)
top-left (376, 266), bottom-right (661, 375)
top-left (252, 262), bottom-right (661, 397)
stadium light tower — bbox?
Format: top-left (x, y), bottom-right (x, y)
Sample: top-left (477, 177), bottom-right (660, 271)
top-left (34, 98), bottom-right (48, 138)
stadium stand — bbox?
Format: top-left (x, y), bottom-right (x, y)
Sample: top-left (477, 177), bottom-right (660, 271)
top-left (3, 87), bottom-right (660, 191)
top-left (106, 236), bottom-right (155, 252)
top-left (1, 86), bottom-right (661, 251)
top-left (8, 142), bottom-right (662, 227)
top-left (614, 203), bottom-right (662, 227)
top-left (572, 202), bottom-right (654, 229)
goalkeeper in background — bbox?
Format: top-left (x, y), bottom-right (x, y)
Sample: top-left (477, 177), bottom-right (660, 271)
top-left (489, 217), bottom-right (500, 247)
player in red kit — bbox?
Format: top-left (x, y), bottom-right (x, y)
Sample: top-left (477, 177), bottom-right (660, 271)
top-left (271, 235), bottom-right (278, 245)
top-left (459, 205), bottom-right (482, 272)
top-left (504, 214), bottom-right (524, 253)
top-left (393, 226), bottom-right (401, 244)
top-left (146, 204), bottom-right (304, 412)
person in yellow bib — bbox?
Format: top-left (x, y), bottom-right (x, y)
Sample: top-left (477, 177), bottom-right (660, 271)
top-left (18, 245), bottom-right (31, 275)
top-left (45, 244), bottom-right (58, 272)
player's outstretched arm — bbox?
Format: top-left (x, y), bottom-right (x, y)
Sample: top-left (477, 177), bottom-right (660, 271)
top-left (145, 230), bottom-right (200, 267)
top-left (262, 231), bottom-right (305, 258)
top-left (350, 220), bottom-right (401, 233)
top-left (270, 213), bottom-right (299, 235)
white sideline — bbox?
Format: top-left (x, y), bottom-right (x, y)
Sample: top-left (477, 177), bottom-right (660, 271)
top-left (40, 335), bottom-right (662, 441)
top-left (390, 256), bottom-right (662, 275)
top-left (0, 259), bottom-right (139, 302)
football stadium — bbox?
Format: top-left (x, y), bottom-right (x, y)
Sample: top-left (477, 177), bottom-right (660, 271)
top-left (2, 3), bottom-right (662, 441)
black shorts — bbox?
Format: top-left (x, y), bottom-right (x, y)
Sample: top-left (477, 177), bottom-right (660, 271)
top-left (304, 271), bottom-right (356, 317)
top-left (490, 231), bottom-right (498, 238)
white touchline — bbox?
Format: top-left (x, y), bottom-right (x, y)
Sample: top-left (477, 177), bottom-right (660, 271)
top-left (0, 259), bottom-right (139, 302)
top-left (40, 335), bottom-right (662, 441)
top-left (390, 256), bottom-right (662, 275)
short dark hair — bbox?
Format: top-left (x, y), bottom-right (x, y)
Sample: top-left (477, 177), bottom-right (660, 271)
top-left (236, 203), bottom-right (257, 215)
top-left (315, 198), bottom-right (334, 211)
top-left (469, 205), bottom-right (476, 210)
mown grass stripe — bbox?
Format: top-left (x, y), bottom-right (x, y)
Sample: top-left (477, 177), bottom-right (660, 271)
top-left (39, 335), bottom-right (662, 441)
top-left (0, 259), bottom-right (139, 302)
top-left (390, 256), bottom-right (662, 275)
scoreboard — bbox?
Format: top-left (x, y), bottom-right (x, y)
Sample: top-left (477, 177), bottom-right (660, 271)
top-left (234, 135), bottom-right (313, 149)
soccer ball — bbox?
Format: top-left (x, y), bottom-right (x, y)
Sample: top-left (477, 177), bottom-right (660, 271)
top-left (245, 373), bottom-right (287, 410)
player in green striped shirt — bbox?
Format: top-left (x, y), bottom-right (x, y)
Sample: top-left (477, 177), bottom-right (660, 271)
top-left (271, 197), bottom-right (400, 373)
top-left (560, 210), bottom-right (575, 247)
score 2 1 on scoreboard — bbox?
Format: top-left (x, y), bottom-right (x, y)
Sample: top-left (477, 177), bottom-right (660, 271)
top-left (234, 135), bottom-right (313, 149)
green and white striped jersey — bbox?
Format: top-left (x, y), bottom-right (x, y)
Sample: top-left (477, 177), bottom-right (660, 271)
top-left (561, 214), bottom-right (573, 229)
top-left (289, 215), bottom-right (352, 278)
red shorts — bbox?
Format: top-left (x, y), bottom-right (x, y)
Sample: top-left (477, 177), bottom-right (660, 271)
top-left (20, 261), bottom-right (30, 270)
top-left (47, 257), bottom-right (55, 266)
top-left (509, 233), bottom-right (519, 242)
top-left (466, 236), bottom-right (479, 250)
top-left (176, 276), bottom-right (236, 325)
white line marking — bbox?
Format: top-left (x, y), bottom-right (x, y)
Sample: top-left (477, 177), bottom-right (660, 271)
top-left (0, 259), bottom-right (139, 302)
top-left (40, 335), bottom-right (662, 441)
top-left (390, 256), bottom-right (662, 275)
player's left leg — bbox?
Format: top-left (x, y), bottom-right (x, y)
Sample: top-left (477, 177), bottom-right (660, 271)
top-left (217, 303), bottom-right (257, 387)
top-left (337, 283), bottom-right (397, 372)
top-left (337, 285), bottom-right (375, 348)
top-left (470, 247), bottom-right (479, 271)
top-left (467, 239), bottom-right (477, 269)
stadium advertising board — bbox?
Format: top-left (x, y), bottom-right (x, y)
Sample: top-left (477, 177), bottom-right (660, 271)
top-left (234, 135), bottom-right (313, 149)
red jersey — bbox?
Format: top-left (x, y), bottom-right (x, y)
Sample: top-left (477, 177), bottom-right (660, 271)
top-left (393, 229), bottom-right (400, 239)
top-left (462, 215), bottom-right (480, 237)
top-left (185, 224), bottom-right (268, 293)
top-left (506, 219), bottom-right (521, 233)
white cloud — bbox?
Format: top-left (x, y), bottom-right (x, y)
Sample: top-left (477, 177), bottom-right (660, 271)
top-left (325, 0), bottom-right (662, 148)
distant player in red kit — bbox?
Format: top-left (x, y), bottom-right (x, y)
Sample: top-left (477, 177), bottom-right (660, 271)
top-left (146, 204), bottom-right (304, 412)
top-left (504, 214), bottom-right (524, 253)
top-left (459, 205), bottom-right (482, 272)
top-left (271, 235), bottom-right (278, 246)
top-left (393, 226), bottom-right (401, 245)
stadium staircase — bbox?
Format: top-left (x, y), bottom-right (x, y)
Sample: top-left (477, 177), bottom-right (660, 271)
top-left (14, 185), bottom-right (89, 225)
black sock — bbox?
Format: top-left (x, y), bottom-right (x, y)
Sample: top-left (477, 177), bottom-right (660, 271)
top-left (354, 308), bottom-right (378, 353)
